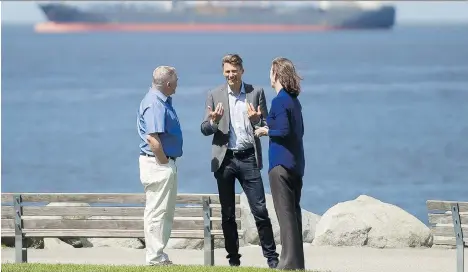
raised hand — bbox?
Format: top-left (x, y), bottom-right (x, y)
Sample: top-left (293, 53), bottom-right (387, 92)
top-left (247, 102), bottom-right (262, 124)
top-left (207, 103), bottom-right (224, 124)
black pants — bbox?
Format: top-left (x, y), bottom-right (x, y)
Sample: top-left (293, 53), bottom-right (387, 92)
top-left (214, 149), bottom-right (279, 264)
top-left (269, 165), bottom-right (304, 270)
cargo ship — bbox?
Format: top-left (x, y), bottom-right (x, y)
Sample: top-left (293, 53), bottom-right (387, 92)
top-left (34, 1), bottom-right (396, 33)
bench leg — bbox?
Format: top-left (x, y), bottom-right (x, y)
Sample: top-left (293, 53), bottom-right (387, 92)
top-left (14, 236), bottom-right (27, 263)
top-left (203, 196), bottom-right (214, 266)
top-left (204, 234), bottom-right (214, 266)
top-left (14, 194), bottom-right (27, 263)
top-left (451, 204), bottom-right (464, 272)
top-left (457, 245), bottom-right (464, 272)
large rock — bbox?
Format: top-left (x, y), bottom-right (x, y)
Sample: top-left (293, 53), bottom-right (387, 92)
top-left (39, 202), bottom-right (93, 249)
top-left (167, 238), bottom-right (204, 250)
top-left (43, 238), bottom-right (74, 249)
top-left (241, 192), bottom-right (321, 246)
top-left (167, 237), bottom-right (230, 250)
top-left (1, 237), bottom-right (44, 249)
top-left (312, 195), bottom-right (433, 248)
top-left (88, 237), bottom-right (145, 249)
top-left (86, 216), bottom-right (144, 249)
top-left (1, 202), bottom-right (91, 249)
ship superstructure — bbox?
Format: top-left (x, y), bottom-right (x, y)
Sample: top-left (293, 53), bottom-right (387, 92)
top-left (35, 1), bottom-right (396, 32)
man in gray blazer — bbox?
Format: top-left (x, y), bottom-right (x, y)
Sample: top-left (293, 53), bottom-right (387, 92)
top-left (200, 54), bottom-right (279, 268)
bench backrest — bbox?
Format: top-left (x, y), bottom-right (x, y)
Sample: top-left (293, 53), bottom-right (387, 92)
top-left (1, 193), bottom-right (241, 238)
top-left (426, 200), bottom-right (467, 247)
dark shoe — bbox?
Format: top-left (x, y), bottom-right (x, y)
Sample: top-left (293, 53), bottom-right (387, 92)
top-left (229, 259), bottom-right (241, 266)
top-left (227, 253), bottom-right (241, 266)
top-left (268, 258), bottom-right (279, 268)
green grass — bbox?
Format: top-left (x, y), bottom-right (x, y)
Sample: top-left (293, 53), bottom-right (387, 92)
top-left (1, 263), bottom-right (319, 272)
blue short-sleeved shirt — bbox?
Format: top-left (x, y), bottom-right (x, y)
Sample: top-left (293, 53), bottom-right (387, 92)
top-left (137, 88), bottom-right (183, 158)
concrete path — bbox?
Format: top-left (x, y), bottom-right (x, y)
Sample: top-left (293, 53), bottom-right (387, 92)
top-left (2, 244), bottom-right (466, 272)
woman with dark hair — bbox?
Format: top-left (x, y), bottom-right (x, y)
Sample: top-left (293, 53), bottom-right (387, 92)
top-left (254, 57), bottom-right (305, 270)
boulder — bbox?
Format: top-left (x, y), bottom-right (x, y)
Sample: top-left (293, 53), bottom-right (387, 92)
top-left (38, 202), bottom-right (94, 249)
top-left (167, 238), bottom-right (204, 250)
top-left (241, 192), bottom-right (321, 246)
top-left (1, 237), bottom-right (44, 249)
top-left (9, 202), bottom-right (94, 249)
top-left (166, 191), bottom-right (322, 250)
top-left (166, 235), bottom-right (244, 250)
top-left (86, 216), bottom-right (144, 249)
top-left (43, 238), bottom-right (74, 249)
top-left (312, 195), bottom-right (433, 248)
top-left (87, 237), bottom-right (145, 249)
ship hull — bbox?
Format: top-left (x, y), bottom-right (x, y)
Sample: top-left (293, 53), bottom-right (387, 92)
top-left (35, 22), bottom-right (345, 33)
top-left (35, 2), bottom-right (396, 33)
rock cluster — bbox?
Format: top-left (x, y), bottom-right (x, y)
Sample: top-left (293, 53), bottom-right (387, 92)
top-left (1, 194), bottom-right (434, 250)
top-left (312, 195), bottom-right (433, 248)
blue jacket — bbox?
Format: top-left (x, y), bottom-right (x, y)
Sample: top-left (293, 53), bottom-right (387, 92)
top-left (266, 88), bottom-right (305, 177)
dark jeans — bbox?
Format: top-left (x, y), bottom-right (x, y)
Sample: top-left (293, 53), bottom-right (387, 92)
top-left (214, 149), bottom-right (279, 264)
top-left (269, 165), bottom-right (304, 270)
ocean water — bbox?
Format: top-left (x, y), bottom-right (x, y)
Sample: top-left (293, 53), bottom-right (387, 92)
top-left (2, 24), bottom-right (468, 224)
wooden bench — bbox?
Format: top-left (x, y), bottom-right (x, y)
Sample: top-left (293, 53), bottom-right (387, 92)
top-left (427, 200), bottom-right (467, 272)
top-left (1, 193), bottom-right (243, 265)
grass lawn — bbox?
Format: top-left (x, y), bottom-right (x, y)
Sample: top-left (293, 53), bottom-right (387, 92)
top-left (1, 263), bottom-right (319, 272)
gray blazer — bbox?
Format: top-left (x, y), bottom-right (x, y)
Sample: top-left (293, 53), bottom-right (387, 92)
top-left (201, 82), bottom-right (269, 172)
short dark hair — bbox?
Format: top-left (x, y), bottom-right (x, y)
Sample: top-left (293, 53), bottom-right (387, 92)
top-left (222, 54), bottom-right (243, 69)
top-left (271, 57), bottom-right (302, 95)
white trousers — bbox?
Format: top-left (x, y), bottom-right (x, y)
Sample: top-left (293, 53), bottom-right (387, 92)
top-left (139, 155), bottom-right (178, 265)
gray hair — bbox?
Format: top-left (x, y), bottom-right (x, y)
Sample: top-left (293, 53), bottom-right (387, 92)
top-left (152, 66), bottom-right (177, 87)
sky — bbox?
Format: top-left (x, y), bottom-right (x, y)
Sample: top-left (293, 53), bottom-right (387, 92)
top-left (1, 1), bottom-right (468, 24)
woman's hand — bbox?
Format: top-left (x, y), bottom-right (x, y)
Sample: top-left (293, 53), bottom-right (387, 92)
top-left (254, 126), bottom-right (269, 137)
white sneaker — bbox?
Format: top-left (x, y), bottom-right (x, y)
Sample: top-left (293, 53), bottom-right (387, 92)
top-left (150, 260), bottom-right (173, 266)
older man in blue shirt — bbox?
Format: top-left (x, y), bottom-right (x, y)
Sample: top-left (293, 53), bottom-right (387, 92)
top-left (137, 66), bottom-right (182, 266)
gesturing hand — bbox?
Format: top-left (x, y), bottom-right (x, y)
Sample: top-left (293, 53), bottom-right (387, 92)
top-left (207, 103), bottom-right (224, 123)
top-left (247, 103), bottom-right (262, 124)
top-left (254, 126), bottom-right (269, 137)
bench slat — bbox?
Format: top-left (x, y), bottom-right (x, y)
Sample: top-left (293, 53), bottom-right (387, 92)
top-left (1, 217), bottom-right (241, 231)
top-left (1, 229), bottom-right (233, 239)
top-left (431, 224), bottom-right (468, 237)
top-left (426, 200), bottom-right (468, 213)
top-left (1, 193), bottom-right (240, 205)
top-left (1, 206), bottom-right (13, 218)
top-left (428, 213), bottom-right (468, 225)
top-left (1, 206), bottom-right (240, 219)
top-left (433, 236), bottom-right (468, 247)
